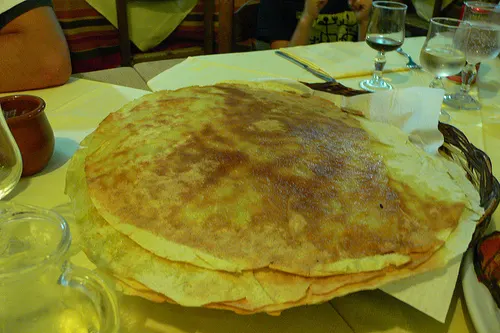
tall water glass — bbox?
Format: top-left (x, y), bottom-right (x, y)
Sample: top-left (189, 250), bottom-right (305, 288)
top-left (419, 18), bottom-right (467, 122)
top-left (443, 1), bottom-right (500, 110)
top-left (420, 18), bottom-right (467, 89)
top-left (359, 1), bottom-right (407, 92)
top-left (0, 105), bottom-right (22, 199)
top-left (0, 202), bottom-right (120, 333)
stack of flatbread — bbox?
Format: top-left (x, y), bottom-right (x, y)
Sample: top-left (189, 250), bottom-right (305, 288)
top-left (66, 82), bottom-right (482, 315)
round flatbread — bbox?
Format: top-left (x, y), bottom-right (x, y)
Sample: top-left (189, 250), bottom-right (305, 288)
top-left (78, 83), bottom-right (475, 277)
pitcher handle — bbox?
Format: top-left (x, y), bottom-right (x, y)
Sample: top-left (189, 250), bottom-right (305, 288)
top-left (59, 263), bottom-right (120, 333)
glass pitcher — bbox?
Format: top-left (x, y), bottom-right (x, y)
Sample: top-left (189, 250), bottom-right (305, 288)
top-left (0, 105), bottom-right (22, 199)
top-left (0, 202), bottom-right (120, 333)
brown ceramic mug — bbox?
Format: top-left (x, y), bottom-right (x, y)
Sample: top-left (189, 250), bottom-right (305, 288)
top-left (0, 95), bottom-right (54, 177)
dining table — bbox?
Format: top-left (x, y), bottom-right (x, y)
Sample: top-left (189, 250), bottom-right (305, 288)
top-left (2, 36), bottom-right (499, 333)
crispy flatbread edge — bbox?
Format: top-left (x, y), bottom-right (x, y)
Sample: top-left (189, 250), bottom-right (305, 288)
top-left (107, 246), bottom-right (447, 316)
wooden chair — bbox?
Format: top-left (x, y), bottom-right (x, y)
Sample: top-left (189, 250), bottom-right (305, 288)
top-left (115, 0), bottom-right (235, 66)
top-left (219, 0), bottom-right (235, 54)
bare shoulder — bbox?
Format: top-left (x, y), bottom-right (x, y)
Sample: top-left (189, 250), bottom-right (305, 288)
top-left (1, 5), bottom-right (61, 34)
top-left (0, 5), bottom-right (71, 92)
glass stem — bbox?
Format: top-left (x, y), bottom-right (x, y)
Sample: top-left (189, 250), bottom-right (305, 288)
top-left (371, 51), bottom-right (387, 84)
top-left (429, 76), bottom-right (444, 89)
top-left (460, 63), bottom-right (477, 95)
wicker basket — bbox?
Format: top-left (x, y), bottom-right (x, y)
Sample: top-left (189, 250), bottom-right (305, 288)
top-left (303, 82), bottom-right (500, 243)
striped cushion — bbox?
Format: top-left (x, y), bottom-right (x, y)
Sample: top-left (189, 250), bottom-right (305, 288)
top-left (52, 0), bottom-right (120, 73)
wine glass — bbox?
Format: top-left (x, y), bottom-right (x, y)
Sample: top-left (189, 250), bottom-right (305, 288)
top-left (0, 105), bottom-right (22, 200)
top-left (420, 18), bottom-right (467, 90)
top-left (359, 1), bottom-right (407, 92)
top-left (443, 1), bottom-right (500, 110)
top-left (419, 18), bottom-right (467, 122)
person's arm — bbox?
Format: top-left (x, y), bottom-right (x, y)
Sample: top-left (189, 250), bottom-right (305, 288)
top-left (0, 4), bottom-right (71, 92)
top-left (349, 0), bottom-right (372, 41)
top-left (270, 40), bottom-right (290, 49)
top-left (288, 0), bottom-right (328, 47)
top-left (288, 13), bottom-right (316, 47)
top-left (357, 17), bottom-right (369, 41)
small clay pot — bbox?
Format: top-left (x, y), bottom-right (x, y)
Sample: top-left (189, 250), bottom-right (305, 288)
top-left (0, 95), bottom-right (54, 177)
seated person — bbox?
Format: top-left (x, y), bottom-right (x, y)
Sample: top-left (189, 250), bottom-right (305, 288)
top-left (258, 0), bottom-right (372, 49)
top-left (0, 0), bottom-right (71, 93)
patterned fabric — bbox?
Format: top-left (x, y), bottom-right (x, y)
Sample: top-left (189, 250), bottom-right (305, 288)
top-left (304, 11), bottom-right (358, 43)
top-left (257, 0), bottom-right (356, 44)
top-left (52, 0), bottom-right (120, 73)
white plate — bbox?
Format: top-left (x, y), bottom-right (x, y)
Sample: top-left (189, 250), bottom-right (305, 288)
top-left (461, 249), bottom-right (500, 333)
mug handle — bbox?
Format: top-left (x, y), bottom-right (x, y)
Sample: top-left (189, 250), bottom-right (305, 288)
top-left (59, 263), bottom-right (120, 333)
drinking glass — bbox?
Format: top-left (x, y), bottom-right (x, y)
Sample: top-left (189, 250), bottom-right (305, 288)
top-left (419, 18), bottom-right (467, 122)
top-left (0, 202), bottom-right (120, 333)
top-left (420, 18), bottom-right (467, 89)
top-left (443, 1), bottom-right (500, 110)
top-left (0, 105), bottom-right (22, 199)
top-left (359, 1), bottom-right (407, 92)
